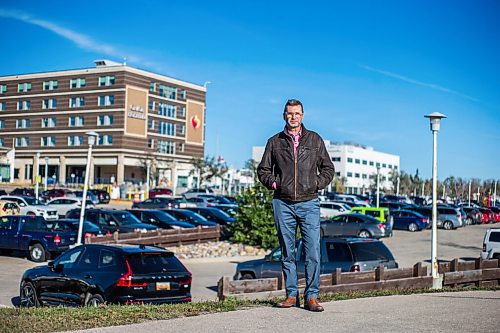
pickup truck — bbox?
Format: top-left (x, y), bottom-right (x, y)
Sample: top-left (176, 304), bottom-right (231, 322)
top-left (0, 215), bottom-right (76, 262)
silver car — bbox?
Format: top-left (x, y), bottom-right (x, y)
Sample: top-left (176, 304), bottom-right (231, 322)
top-left (436, 206), bottom-right (464, 230)
top-left (0, 195), bottom-right (58, 221)
top-left (321, 213), bottom-right (388, 239)
top-left (46, 197), bottom-right (95, 217)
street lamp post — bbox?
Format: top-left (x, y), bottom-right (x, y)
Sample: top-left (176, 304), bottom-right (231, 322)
top-left (396, 176), bottom-right (400, 197)
top-left (376, 166), bottom-right (381, 208)
top-left (146, 160), bottom-right (151, 199)
top-left (468, 180), bottom-right (472, 206)
top-left (76, 131), bottom-right (98, 246)
top-left (425, 112), bottom-right (447, 289)
top-left (494, 180), bottom-right (497, 207)
top-left (35, 152), bottom-right (41, 200)
top-left (44, 157), bottom-right (49, 191)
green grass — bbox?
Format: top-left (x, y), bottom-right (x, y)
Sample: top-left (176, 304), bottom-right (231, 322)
top-left (1, 286), bottom-right (498, 333)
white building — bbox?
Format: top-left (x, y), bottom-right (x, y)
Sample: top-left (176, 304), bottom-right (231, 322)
top-left (252, 140), bottom-right (400, 195)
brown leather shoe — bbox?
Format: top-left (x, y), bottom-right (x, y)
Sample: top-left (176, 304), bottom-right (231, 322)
top-left (304, 297), bottom-right (324, 312)
top-left (275, 296), bottom-right (300, 308)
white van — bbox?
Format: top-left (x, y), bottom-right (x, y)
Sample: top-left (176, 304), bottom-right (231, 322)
top-left (481, 228), bottom-right (500, 259)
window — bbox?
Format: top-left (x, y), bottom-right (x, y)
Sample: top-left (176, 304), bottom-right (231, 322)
top-left (326, 242), bottom-right (352, 262)
top-left (98, 135), bottom-right (113, 146)
top-left (179, 124), bottom-right (185, 135)
top-left (157, 140), bottom-right (175, 154)
top-left (41, 117), bottom-right (56, 128)
top-left (16, 119), bottom-right (30, 128)
top-left (179, 106), bottom-right (186, 117)
top-left (382, 163), bottom-right (387, 168)
top-left (331, 157), bottom-right (341, 162)
top-left (17, 101), bottom-right (31, 110)
top-left (17, 82), bottom-right (32, 92)
top-left (42, 99), bottom-right (57, 109)
top-left (68, 116), bottom-right (84, 127)
top-left (362, 174), bottom-right (367, 179)
top-left (0, 138), bottom-right (4, 147)
top-left (0, 120), bottom-right (4, 129)
top-left (362, 160), bottom-right (367, 165)
top-left (167, 105), bottom-right (176, 117)
top-left (55, 248), bottom-right (84, 269)
top-left (355, 159), bottom-right (360, 164)
top-left (16, 137), bottom-right (30, 147)
top-left (41, 136), bottom-right (56, 147)
top-left (98, 95), bottom-right (114, 106)
top-left (43, 80), bottom-right (58, 90)
top-left (0, 102), bottom-right (6, 111)
top-left (68, 136), bottom-right (84, 146)
top-left (99, 249), bottom-right (118, 270)
top-left (347, 157), bottom-right (353, 163)
top-left (69, 97), bottom-right (85, 108)
top-left (149, 82), bottom-right (156, 92)
top-left (369, 161), bottom-right (374, 166)
top-left (148, 139), bottom-right (155, 149)
top-left (70, 78), bottom-right (86, 88)
top-left (335, 172), bottom-right (341, 177)
top-left (0, 84), bottom-right (7, 93)
top-left (180, 89), bottom-right (186, 99)
top-left (149, 100), bottom-right (155, 112)
top-left (388, 164), bottom-right (392, 169)
top-left (355, 173), bottom-right (360, 178)
top-left (178, 142), bottom-right (185, 152)
top-left (97, 115), bottom-right (113, 126)
top-left (159, 121), bottom-right (176, 136)
top-left (159, 84), bottom-right (176, 99)
top-left (347, 172), bottom-right (353, 177)
top-left (376, 162), bottom-right (380, 167)
top-left (394, 166), bottom-right (398, 170)
top-left (148, 119), bottom-right (155, 130)
top-left (99, 75), bottom-right (115, 87)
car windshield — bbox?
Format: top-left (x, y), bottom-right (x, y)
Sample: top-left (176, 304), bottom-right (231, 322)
top-left (127, 252), bottom-right (185, 273)
top-left (154, 211), bottom-right (177, 222)
top-left (111, 211), bottom-right (142, 225)
top-left (210, 209), bottom-right (231, 219)
top-left (350, 242), bottom-right (395, 261)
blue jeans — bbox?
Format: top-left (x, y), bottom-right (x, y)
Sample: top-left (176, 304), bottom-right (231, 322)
top-left (272, 198), bottom-right (321, 300)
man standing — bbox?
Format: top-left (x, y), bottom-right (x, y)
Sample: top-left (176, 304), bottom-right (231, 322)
top-left (258, 99), bottom-right (335, 312)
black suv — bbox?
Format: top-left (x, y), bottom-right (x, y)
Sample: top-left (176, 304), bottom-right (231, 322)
top-left (20, 244), bottom-right (192, 307)
top-left (234, 237), bottom-right (398, 280)
top-left (89, 189), bottom-right (110, 204)
top-left (66, 209), bottom-right (157, 233)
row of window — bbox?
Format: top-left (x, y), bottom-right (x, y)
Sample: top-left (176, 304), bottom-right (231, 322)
top-left (148, 139), bottom-right (185, 154)
top-left (148, 101), bottom-right (186, 118)
top-left (0, 76), bottom-right (116, 94)
top-left (333, 156), bottom-right (397, 170)
top-left (346, 172), bottom-right (387, 181)
top-left (0, 115), bottom-right (114, 129)
top-left (149, 83), bottom-right (186, 100)
top-left (6, 135), bottom-right (113, 147)
top-left (0, 95), bottom-right (115, 111)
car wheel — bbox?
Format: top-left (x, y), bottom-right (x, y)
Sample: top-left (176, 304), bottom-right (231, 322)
top-left (408, 223), bottom-right (418, 232)
top-left (358, 230), bottom-right (371, 238)
top-left (443, 221), bottom-right (453, 230)
top-left (466, 217), bottom-right (473, 226)
top-left (86, 294), bottom-right (105, 307)
top-left (20, 282), bottom-right (40, 307)
top-left (28, 243), bottom-right (46, 262)
top-left (240, 273), bottom-right (255, 280)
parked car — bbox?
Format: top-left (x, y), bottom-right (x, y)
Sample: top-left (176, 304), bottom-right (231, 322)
top-left (66, 209), bottom-right (158, 234)
top-left (10, 188), bottom-right (35, 197)
top-left (234, 237), bottom-right (398, 280)
top-left (320, 201), bottom-right (350, 218)
top-left (88, 189), bottom-right (110, 204)
top-left (148, 188), bottom-right (173, 198)
top-left (165, 209), bottom-right (218, 227)
top-left (462, 206), bottom-right (482, 225)
top-left (19, 244), bottom-right (192, 307)
top-left (321, 214), bottom-right (389, 239)
top-left (132, 197), bottom-right (195, 209)
top-left (186, 207), bottom-right (235, 225)
top-left (72, 191), bottom-right (100, 205)
top-left (186, 196), bottom-right (218, 207)
top-left (40, 189), bottom-right (75, 202)
top-left (480, 228), bottom-right (500, 259)
top-left (127, 210), bottom-right (196, 229)
top-left (45, 219), bottom-right (103, 239)
top-left (350, 206), bottom-right (392, 224)
top-left (435, 206), bottom-right (465, 229)
top-left (380, 201), bottom-right (415, 212)
top-left (333, 194), bottom-right (370, 207)
top-left (0, 200), bottom-right (21, 216)
top-left (46, 197), bottom-right (95, 217)
top-left (381, 195), bottom-right (412, 204)
top-left (410, 207), bottom-right (432, 222)
top-left (489, 207), bottom-right (500, 223)
top-left (0, 190), bottom-right (7, 196)
top-left (0, 215), bottom-right (76, 262)
top-left (0, 195), bottom-right (58, 221)
top-left (478, 207), bottom-right (495, 224)
top-left (391, 210), bottom-right (429, 232)
top-left (182, 188), bottom-right (214, 199)
top-left (198, 195), bottom-right (239, 209)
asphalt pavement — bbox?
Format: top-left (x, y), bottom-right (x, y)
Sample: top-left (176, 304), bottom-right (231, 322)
top-left (72, 290), bottom-right (499, 333)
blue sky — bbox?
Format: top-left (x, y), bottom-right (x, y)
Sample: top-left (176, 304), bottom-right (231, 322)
top-left (1, 1), bottom-right (499, 180)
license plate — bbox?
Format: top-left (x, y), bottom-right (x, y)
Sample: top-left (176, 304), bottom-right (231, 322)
top-left (156, 282), bottom-right (170, 291)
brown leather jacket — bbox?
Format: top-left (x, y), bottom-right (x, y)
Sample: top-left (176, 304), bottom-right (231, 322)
top-left (257, 125), bottom-right (335, 202)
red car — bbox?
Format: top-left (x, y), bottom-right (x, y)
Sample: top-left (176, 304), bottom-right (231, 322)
top-left (41, 189), bottom-right (74, 201)
top-left (149, 188), bottom-right (173, 198)
top-left (478, 208), bottom-right (494, 224)
top-left (489, 207), bottom-right (500, 223)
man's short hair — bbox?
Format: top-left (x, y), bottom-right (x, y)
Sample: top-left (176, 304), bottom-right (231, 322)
top-left (283, 99), bottom-right (303, 114)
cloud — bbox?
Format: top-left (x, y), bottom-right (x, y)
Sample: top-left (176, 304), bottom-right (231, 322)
top-left (0, 8), bottom-right (159, 69)
top-left (359, 64), bottom-right (479, 102)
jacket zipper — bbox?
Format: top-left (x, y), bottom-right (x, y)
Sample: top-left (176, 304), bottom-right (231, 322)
top-left (294, 151), bottom-right (297, 201)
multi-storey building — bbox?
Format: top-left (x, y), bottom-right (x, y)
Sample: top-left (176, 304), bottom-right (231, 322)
top-left (0, 60), bottom-right (206, 191)
top-left (252, 140), bottom-right (400, 194)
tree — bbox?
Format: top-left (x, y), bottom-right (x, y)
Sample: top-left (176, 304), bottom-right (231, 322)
top-left (136, 154), bottom-right (161, 186)
top-left (188, 157), bottom-right (205, 188)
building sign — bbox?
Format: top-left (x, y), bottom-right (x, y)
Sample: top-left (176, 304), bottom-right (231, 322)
top-left (125, 86), bottom-right (148, 137)
top-left (190, 115), bottom-right (200, 129)
top-left (186, 101), bottom-right (204, 145)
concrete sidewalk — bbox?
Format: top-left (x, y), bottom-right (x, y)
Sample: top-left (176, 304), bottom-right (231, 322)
top-left (73, 291), bottom-right (499, 333)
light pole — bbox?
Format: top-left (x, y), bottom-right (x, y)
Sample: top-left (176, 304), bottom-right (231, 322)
top-left (468, 180), bottom-right (472, 206)
top-left (425, 112), bottom-right (446, 289)
top-left (44, 157), bottom-right (49, 191)
top-left (35, 152), bottom-right (40, 200)
top-left (494, 180), bottom-right (497, 207)
top-left (76, 131), bottom-right (98, 246)
top-left (146, 160), bottom-right (151, 199)
top-left (396, 176), bottom-right (400, 197)
top-left (376, 166), bottom-right (381, 208)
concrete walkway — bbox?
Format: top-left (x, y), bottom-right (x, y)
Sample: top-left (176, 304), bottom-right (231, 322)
top-left (73, 290), bottom-right (499, 333)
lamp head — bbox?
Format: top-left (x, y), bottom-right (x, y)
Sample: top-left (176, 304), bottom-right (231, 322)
top-left (86, 131), bottom-right (98, 146)
top-left (424, 112), bottom-right (447, 132)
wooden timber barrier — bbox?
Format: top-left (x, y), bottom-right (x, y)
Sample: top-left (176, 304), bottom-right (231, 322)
top-left (85, 225), bottom-right (221, 247)
top-left (217, 258), bottom-right (500, 301)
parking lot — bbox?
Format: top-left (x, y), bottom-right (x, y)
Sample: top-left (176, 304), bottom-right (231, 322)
top-left (0, 221), bottom-right (494, 307)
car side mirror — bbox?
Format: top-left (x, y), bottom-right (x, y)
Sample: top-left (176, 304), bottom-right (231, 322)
top-left (265, 254), bottom-right (270, 261)
top-left (55, 263), bottom-right (64, 272)
top-left (48, 261), bottom-right (54, 270)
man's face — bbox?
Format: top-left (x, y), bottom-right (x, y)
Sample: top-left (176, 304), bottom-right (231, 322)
top-left (284, 105), bottom-right (303, 129)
